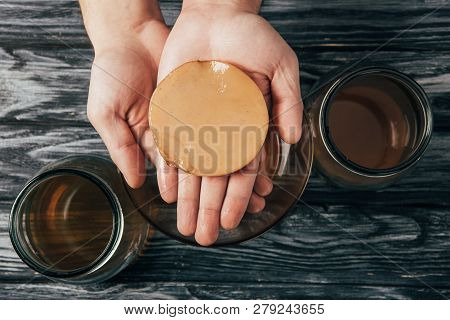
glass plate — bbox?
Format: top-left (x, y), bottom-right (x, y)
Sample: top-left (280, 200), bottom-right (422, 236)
top-left (125, 113), bottom-right (313, 246)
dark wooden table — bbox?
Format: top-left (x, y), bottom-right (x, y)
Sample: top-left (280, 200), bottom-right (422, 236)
top-left (1, 0), bottom-right (449, 299)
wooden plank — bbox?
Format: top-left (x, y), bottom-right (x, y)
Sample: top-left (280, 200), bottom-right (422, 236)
top-left (0, 1), bottom-right (448, 126)
top-left (2, 200), bottom-right (450, 291)
top-left (0, 124), bottom-right (106, 198)
top-left (0, 1), bottom-right (448, 50)
top-left (0, 282), bottom-right (449, 300)
top-left (0, 47), bottom-right (449, 127)
top-left (0, 124), bottom-right (449, 204)
top-left (0, 0), bottom-right (181, 48)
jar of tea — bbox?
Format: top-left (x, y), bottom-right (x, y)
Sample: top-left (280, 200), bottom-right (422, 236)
top-left (306, 66), bottom-right (433, 189)
top-left (9, 155), bottom-right (151, 284)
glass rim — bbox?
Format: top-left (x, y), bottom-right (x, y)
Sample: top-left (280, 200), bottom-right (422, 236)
top-left (319, 66), bottom-right (433, 177)
top-left (9, 168), bottom-right (124, 278)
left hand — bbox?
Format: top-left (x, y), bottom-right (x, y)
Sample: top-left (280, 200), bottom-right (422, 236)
top-left (158, 1), bottom-right (303, 246)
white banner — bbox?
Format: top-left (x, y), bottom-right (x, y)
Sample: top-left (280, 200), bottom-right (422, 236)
top-left (1, 300), bottom-right (449, 320)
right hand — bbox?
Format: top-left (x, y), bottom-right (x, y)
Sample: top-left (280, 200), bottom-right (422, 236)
top-left (86, 20), bottom-right (178, 203)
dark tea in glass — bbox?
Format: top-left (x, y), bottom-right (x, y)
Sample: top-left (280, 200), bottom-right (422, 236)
top-left (10, 155), bottom-right (151, 283)
top-left (24, 173), bottom-right (115, 272)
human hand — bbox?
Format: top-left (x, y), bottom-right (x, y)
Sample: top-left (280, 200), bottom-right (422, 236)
top-left (80, 0), bottom-right (178, 202)
top-left (158, 0), bottom-right (303, 245)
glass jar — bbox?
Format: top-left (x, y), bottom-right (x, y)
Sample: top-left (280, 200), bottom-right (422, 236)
top-left (9, 155), bottom-right (151, 284)
top-left (306, 66), bottom-right (433, 189)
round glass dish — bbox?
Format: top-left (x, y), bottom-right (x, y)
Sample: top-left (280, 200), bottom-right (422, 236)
top-left (125, 113), bottom-right (313, 246)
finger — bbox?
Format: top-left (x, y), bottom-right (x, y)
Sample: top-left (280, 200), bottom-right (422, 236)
top-left (254, 147), bottom-right (273, 197)
top-left (88, 109), bottom-right (145, 189)
top-left (254, 173), bottom-right (273, 197)
top-left (220, 153), bottom-right (261, 230)
top-left (196, 176), bottom-right (228, 246)
top-left (139, 129), bottom-right (159, 164)
top-left (247, 192), bottom-right (266, 214)
top-left (140, 129), bottom-right (178, 203)
top-left (177, 170), bottom-right (201, 236)
top-left (261, 144), bottom-right (267, 163)
top-left (156, 153), bottom-right (178, 203)
top-left (271, 51), bottom-right (303, 144)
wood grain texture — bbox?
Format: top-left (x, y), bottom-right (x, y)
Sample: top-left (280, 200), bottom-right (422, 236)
top-left (1, 283), bottom-right (450, 300)
top-left (0, 0), bottom-right (450, 299)
top-left (1, 124), bottom-right (449, 205)
top-left (1, 197), bottom-right (450, 298)
top-left (0, 1), bottom-right (449, 126)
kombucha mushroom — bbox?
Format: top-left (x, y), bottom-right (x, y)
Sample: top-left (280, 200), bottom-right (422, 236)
top-left (150, 61), bottom-right (269, 176)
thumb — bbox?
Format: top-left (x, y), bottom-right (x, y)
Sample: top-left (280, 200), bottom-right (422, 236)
top-left (88, 108), bottom-right (146, 189)
top-left (270, 52), bottom-right (303, 144)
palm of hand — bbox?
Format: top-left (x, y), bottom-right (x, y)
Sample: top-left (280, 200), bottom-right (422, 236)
top-left (157, 8), bottom-right (302, 245)
top-left (87, 23), bottom-right (178, 196)
top-left (89, 46), bottom-right (153, 136)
